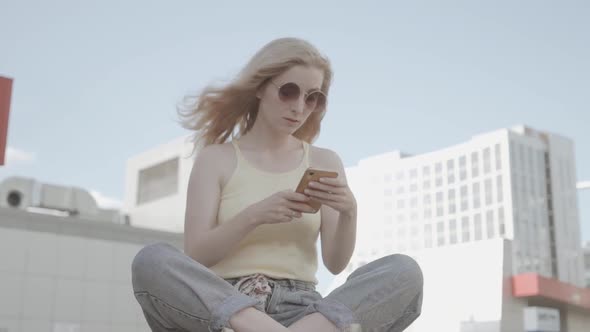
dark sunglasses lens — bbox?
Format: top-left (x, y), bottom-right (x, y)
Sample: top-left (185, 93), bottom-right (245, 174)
top-left (278, 82), bottom-right (300, 101)
top-left (305, 91), bottom-right (326, 112)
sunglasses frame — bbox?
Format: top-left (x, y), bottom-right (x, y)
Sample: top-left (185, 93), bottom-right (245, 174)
top-left (269, 80), bottom-right (327, 112)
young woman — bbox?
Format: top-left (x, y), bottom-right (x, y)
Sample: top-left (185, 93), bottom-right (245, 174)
top-left (132, 37), bottom-right (423, 332)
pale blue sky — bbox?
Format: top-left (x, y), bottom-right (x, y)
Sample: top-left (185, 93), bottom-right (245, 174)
top-left (1, 1), bottom-right (589, 292)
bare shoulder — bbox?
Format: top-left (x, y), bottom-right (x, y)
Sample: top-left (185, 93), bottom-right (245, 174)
top-left (309, 144), bottom-right (344, 172)
top-left (193, 142), bottom-right (237, 188)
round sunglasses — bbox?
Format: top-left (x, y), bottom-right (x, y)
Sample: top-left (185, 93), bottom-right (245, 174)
top-left (269, 81), bottom-right (326, 112)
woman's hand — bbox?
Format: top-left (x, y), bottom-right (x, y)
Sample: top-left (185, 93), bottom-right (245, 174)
top-left (243, 190), bottom-right (317, 226)
top-left (303, 177), bottom-right (357, 216)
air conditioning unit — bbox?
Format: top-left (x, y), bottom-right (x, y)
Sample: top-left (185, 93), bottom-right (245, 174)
top-left (38, 182), bottom-right (98, 216)
top-left (0, 176), bottom-right (37, 209)
top-left (0, 176), bottom-right (128, 224)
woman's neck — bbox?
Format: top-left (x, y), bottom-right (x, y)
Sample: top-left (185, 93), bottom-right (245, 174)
top-left (240, 126), bottom-right (297, 152)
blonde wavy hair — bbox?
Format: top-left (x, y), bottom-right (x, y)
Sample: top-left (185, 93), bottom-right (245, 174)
top-left (177, 37), bottom-right (333, 157)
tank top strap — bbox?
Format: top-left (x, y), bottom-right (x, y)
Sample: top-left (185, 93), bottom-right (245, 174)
top-left (302, 140), bottom-right (311, 168)
top-left (230, 139), bottom-right (245, 168)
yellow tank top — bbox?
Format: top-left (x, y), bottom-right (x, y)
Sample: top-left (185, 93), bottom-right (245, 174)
top-left (209, 138), bottom-right (321, 284)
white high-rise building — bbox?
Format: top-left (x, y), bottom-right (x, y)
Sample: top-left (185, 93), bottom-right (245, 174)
top-left (330, 125), bottom-right (589, 331)
top-left (343, 125), bottom-right (584, 286)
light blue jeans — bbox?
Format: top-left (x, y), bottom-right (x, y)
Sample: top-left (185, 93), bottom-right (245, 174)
top-left (131, 242), bottom-right (423, 332)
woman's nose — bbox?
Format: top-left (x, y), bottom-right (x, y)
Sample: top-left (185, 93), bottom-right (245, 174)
top-left (291, 95), bottom-right (306, 113)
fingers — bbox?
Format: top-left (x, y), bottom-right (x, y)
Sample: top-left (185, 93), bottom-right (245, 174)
top-left (280, 207), bottom-right (301, 221)
top-left (317, 177), bottom-right (345, 187)
top-left (303, 188), bottom-right (338, 201)
top-left (307, 181), bottom-right (340, 194)
top-left (282, 191), bottom-right (311, 202)
top-left (286, 201), bottom-right (316, 213)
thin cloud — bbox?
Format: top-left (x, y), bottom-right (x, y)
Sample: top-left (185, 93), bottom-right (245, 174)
top-left (578, 181), bottom-right (590, 190)
top-left (6, 146), bottom-right (36, 165)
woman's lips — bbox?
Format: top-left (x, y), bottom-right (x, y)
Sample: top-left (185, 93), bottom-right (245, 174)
top-left (284, 117), bottom-right (300, 124)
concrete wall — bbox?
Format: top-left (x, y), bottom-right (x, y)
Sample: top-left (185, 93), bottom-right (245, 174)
top-left (0, 207), bottom-right (183, 332)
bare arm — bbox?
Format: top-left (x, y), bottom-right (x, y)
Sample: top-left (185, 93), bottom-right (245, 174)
top-left (311, 149), bottom-right (357, 275)
top-left (183, 145), bottom-right (258, 267)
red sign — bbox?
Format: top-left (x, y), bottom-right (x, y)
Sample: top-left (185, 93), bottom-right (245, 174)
top-left (512, 273), bottom-right (590, 311)
top-left (0, 76), bottom-right (13, 166)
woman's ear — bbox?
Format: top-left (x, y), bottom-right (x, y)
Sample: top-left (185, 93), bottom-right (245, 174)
top-left (256, 86), bottom-right (263, 99)
top-left (256, 81), bottom-right (270, 99)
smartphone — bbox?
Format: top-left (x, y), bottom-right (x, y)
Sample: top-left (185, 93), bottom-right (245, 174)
top-left (295, 167), bottom-right (339, 213)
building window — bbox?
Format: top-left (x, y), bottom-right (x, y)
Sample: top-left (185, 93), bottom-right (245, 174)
top-left (498, 207), bottom-right (505, 236)
top-left (423, 166), bottom-right (431, 177)
top-left (448, 189), bottom-right (456, 214)
top-left (448, 173), bottom-right (455, 184)
top-left (527, 146), bottom-right (535, 177)
top-left (137, 157), bottom-right (179, 205)
top-left (471, 152), bottom-right (479, 177)
top-left (486, 210), bottom-right (495, 239)
top-left (483, 147), bottom-right (491, 174)
top-left (410, 197), bottom-right (418, 208)
top-left (459, 155), bottom-right (467, 181)
top-left (447, 159), bottom-right (454, 171)
top-left (460, 185), bottom-right (469, 211)
top-left (449, 219), bottom-right (458, 244)
top-left (485, 179), bottom-right (493, 206)
top-left (497, 175), bottom-right (503, 203)
top-left (495, 144), bottom-right (502, 171)
top-left (410, 169), bottom-right (417, 179)
top-left (462, 216), bottom-right (470, 242)
top-left (474, 214), bottom-right (482, 241)
top-left (436, 191), bottom-right (444, 203)
top-left (447, 159), bottom-right (455, 184)
top-left (410, 183), bottom-right (418, 192)
top-left (436, 191), bottom-right (444, 217)
top-left (436, 176), bottom-right (443, 187)
top-left (384, 188), bottom-right (392, 196)
top-left (448, 202), bottom-right (456, 214)
top-left (437, 221), bottom-right (446, 246)
top-left (437, 206), bottom-right (444, 217)
top-left (473, 182), bottom-right (481, 209)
